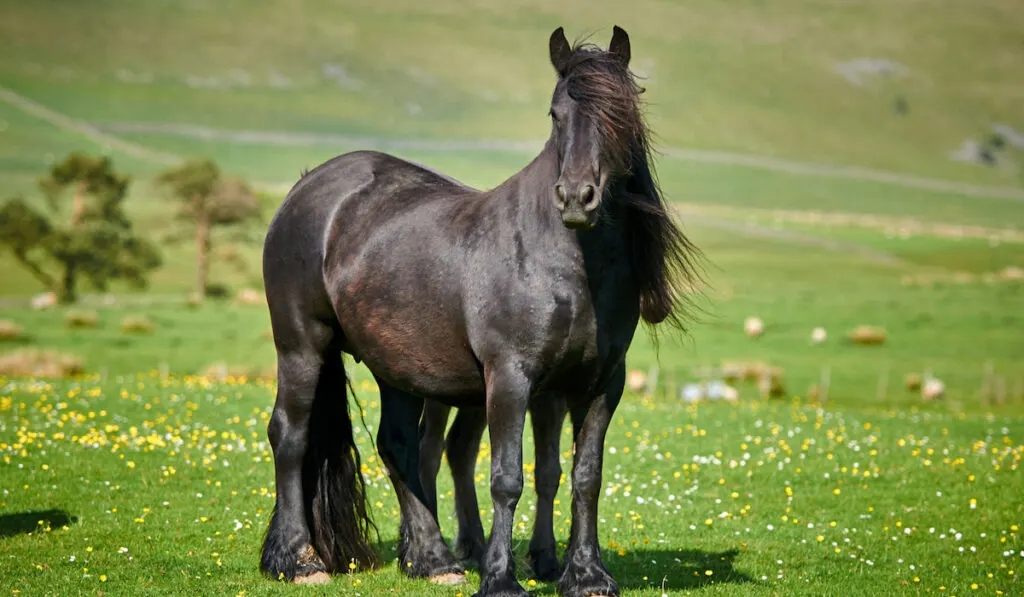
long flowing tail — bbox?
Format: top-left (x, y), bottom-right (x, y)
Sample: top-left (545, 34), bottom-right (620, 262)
top-left (303, 357), bottom-right (379, 572)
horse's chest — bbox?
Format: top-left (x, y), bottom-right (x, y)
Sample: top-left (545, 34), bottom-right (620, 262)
top-left (529, 273), bottom-right (637, 395)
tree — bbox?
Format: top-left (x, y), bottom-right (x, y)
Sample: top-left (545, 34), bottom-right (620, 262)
top-left (156, 159), bottom-right (262, 299)
top-left (0, 152), bottom-right (162, 303)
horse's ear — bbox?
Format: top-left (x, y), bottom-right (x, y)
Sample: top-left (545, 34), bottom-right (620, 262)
top-left (609, 25), bottom-right (631, 66)
top-left (549, 26), bottom-right (572, 75)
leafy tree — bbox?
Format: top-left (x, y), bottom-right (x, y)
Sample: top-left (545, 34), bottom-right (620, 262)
top-left (156, 159), bottom-right (261, 299)
top-left (0, 152), bottom-right (162, 303)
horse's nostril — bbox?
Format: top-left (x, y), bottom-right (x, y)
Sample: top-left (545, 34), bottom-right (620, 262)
top-left (581, 185), bottom-right (596, 208)
top-left (555, 184), bottom-right (567, 206)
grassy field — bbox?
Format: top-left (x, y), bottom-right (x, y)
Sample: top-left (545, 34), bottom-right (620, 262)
top-left (1, 1), bottom-right (1023, 595)
top-left (0, 373), bottom-right (1021, 596)
top-left (3, 0), bottom-right (1024, 184)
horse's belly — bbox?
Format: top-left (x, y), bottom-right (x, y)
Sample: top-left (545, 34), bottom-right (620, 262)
top-left (340, 309), bottom-right (486, 404)
top-left (363, 350), bottom-right (484, 404)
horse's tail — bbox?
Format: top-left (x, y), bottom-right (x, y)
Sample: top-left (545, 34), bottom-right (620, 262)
top-left (304, 356), bottom-right (380, 572)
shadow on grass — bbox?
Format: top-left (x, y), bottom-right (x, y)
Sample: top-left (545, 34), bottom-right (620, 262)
top-left (369, 538), bottom-right (756, 593)
top-left (614, 547), bottom-right (755, 591)
top-left (0, 509), bottom-right (77, 538)
top-left (533, 548), bottom-right (755, 594)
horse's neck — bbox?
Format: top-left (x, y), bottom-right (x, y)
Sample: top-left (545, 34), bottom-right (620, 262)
top-left (505, 141), bottom-right (562, 228)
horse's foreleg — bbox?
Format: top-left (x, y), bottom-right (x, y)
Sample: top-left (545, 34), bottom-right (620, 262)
top-left (528, 394), bottom-right (568, 582)
top-left (377, 381), bottom-right (465, 585)
top-left (476, 365), bottom-right (531, 597)
top-left (418, 401), bottom-right (452, 521)
top-left (558, 367), bottom-right (625, 597)
top-left (446, 406), bottom-right (488, 566)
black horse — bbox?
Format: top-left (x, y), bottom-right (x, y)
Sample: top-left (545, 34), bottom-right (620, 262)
top-left (259, 25), bottom-right (701, 597)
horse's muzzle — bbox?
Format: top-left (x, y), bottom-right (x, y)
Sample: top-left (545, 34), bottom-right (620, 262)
top-left (555, 183), bottom-right (600, 229)
top-left (560, 206), bottom-right (597, 229)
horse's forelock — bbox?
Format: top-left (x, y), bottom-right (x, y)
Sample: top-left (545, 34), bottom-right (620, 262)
top-left (560, 43), bottom-right (647, 171)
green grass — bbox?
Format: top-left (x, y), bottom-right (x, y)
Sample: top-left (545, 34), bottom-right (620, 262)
top-left (1, 374), bottom-right (1021, 596)
top-left (0, 302), bottom-right (275, 376)
top-left (1, 0), bottom-right (1023, 184)
top-left (0, 100), bottom-right (158, 197)
top-left (1, 3), bottom-right (1023, 594)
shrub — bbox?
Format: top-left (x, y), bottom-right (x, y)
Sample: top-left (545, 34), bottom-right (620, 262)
top-left (121, 315), bottom-right (155, 334)
top-left (0, 349), bottom-right (84, 378)
top-left (848, 325), bottom-right (887, 345)
top-left (0, 319), bottom-right (25, 341)
top-left (65, 309), bottom-right (99, 329)
top-left (235, 287), bottom-right (265, 306)
top-left (904, 373), bottom-right (923, 391)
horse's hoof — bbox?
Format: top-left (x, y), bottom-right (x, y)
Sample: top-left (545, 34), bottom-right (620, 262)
top-left (294, 571), bottom-right (331, 585)
top-left (430, 572), bottom-right (467, 585)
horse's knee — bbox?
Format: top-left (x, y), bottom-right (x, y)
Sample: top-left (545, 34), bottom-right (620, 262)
top-left (490, 470), bottom-right (524, 509)
top-left (572, 464), bottom-right (602, 499)
top-left (267, 408), bottom-right (286, 449)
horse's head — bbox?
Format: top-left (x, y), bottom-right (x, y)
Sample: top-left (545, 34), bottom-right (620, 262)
top-left (547, 25), bottom-right (644, 230)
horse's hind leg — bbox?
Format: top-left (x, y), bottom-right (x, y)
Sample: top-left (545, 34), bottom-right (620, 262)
top-left (418, 401), bottom-right (452, 522)
top-left (260, 323), bottom-right (337, 584)
top-left (445, 405), bottom-right (488, 566)
top-left (528, 394), bottom-right (568, 582)
top-left (377, 379), bottom-right (465, 584)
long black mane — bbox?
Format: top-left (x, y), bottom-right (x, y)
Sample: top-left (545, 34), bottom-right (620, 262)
top-left (561, 41), bottom-right (706, 336)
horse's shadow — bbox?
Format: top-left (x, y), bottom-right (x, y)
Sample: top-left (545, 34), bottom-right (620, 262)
top-left (371, 538), bottom-right (755, 593)
top-left (532, 547), bottom-right (755, 594)
top-left (0, 509), bottom-right (77, 538)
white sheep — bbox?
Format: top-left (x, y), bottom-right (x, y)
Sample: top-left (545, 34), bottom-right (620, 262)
top-left (744, 316), bottom-right (764, 338)
top-left (922, 377), bottom-right (945, 401)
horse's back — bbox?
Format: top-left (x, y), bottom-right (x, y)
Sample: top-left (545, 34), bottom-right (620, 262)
top-left (265, 149), bottom-right (478, 275)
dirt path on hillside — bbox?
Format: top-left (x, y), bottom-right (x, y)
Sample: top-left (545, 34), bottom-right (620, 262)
top-left (679, 213), bottom-right (910, 267)
top-left (0, 85), bottom-right (180, 165)
top-left (4, 83), bottom-right (1023, 201)
top-left (99, 121), bottom-right (1024, 202)
top-left (683, 204), bottom-right (1024, 244)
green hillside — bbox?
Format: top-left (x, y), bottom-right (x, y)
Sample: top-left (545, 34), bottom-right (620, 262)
top-left (2, 0), bottom-right (1023, 187)
top-left (0, 0), bottom-right (1022, 395)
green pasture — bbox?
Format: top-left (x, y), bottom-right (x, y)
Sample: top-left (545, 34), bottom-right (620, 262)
top-left (2, 0), bottom-right (1023, 184)
top-left (0, 375), bottom-right (1021, 596)
top-left (1, 0), bottom-right (1023, 595)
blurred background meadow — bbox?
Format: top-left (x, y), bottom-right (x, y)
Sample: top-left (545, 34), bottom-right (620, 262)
top-left (0, 1), bottom-right (1022, 595)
